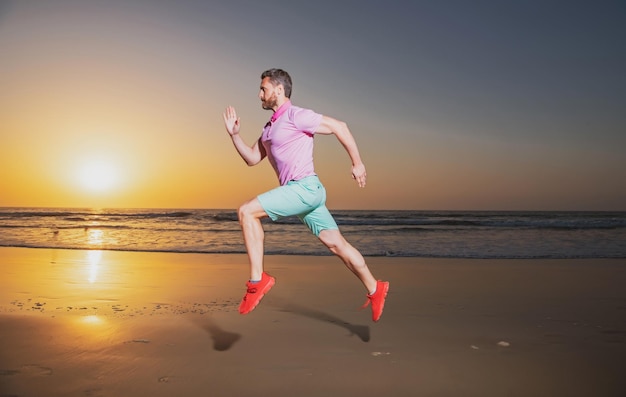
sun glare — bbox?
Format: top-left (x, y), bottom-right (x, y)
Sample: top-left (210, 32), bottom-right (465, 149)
top-left (87, 249), bottom-right (102, 284)
top-left (78, 159), bottom-right (119, 192)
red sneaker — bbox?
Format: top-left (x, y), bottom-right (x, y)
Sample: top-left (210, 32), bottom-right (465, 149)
top-left (239, 272), bottom-right (275, 314)
top-left (361, 280), bottom-right (389, 322)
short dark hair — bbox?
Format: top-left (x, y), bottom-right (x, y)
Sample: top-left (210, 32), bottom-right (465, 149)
top-left (261, 68), bottom-right (292, 98)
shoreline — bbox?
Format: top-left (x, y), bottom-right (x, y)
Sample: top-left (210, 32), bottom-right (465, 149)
top-left (2, 208), bottom-right (625, 259)
top-left (3, 244), bottom-right (626, 260)
top-left (1, 247), bottom-right (625, 396)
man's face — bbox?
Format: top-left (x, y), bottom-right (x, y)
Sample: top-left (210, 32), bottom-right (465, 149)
top-left (259, 77), bottom-right (279, 110)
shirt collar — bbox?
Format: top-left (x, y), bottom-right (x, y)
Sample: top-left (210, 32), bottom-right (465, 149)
top-left (270, 100), bottom-right (292, 124)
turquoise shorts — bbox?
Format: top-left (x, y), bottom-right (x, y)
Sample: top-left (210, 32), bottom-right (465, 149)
top-left (257, 175), bottom-right (339, 237)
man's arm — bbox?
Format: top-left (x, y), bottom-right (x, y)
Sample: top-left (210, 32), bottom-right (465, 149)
top-left (316, 115), bottom-right (367, 187)
top-left (223, 106), bottom-right (266, 166)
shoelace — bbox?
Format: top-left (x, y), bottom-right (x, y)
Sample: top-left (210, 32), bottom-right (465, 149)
top-left (360, 296), bottom-right (373, 309)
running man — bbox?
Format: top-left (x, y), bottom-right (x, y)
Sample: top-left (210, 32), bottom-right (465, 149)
top-left (223, 68), bottom-right (389, 322)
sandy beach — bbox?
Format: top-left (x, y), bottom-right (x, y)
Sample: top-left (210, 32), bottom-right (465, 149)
top-left (0, 247), bottom-right (624, 396)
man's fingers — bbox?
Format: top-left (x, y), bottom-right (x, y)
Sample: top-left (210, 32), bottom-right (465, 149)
top-left (353, 173), bottom-right (366, 188)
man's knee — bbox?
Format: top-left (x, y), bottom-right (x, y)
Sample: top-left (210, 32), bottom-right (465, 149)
top-left (238, 199), bottom-right (267, 222)
top-left (237, 201), bottom-right (251, 220)
top-left (319, 229), bottom-right (346, 254)
top-left (237, 201), bottom-right (254, 223)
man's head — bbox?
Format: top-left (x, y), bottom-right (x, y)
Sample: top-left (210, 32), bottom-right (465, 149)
top-left (259, 68), bottom-right (292, 110)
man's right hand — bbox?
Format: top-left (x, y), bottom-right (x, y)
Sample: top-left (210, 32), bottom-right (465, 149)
top-left (223, 106), bottom-right (240, 136)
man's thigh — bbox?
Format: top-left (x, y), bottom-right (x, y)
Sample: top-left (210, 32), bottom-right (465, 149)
top-left (257, 183), bottom-right (313, 221)
top-left (300, 205), bottom-right (338, 237)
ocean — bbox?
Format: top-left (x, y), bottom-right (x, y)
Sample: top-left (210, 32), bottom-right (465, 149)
top-left (0, 208), bottom-right (625, 259)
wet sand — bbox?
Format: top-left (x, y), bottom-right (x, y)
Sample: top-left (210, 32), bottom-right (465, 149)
top-left (0, 247), bottom-right (625, 396)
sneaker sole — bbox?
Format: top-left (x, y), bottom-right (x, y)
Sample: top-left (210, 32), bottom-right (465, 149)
top-left (239, 276), bottom-right (275, 315)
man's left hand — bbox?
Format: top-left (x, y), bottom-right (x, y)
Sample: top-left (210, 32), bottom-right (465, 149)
top-left (352, 163), bottom-right (367, 188)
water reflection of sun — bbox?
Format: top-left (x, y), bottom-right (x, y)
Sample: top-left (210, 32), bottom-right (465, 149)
top-left (87, 250), bottom-right (102, 284)
top-left (87, 229), bottom-right (104, 246)
top-left (81, 314), bottom-right (104, 325)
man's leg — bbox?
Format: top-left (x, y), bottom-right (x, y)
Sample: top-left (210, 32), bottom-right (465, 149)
top-left (318, 229), bottom-right (389, 322)
top-left (239, 181), bottom-right (317, 315)
top-left (238, 198), bottom-right (269, 281)
top-left (237, 197), bottom-right (276, 315)
top-left (318, 229), bottom-right (377, 294)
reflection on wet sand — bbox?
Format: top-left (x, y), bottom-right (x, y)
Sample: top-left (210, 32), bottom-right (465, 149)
top-left (87, 250), bottom-right (102, 284)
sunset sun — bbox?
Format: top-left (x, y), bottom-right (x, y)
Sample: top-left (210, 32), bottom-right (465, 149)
top-left (77, 158), bottom-right (120, 192)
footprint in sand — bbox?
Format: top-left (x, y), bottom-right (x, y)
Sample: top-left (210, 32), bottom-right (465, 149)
top-left (158, 375), bottom-right (179, 383)
top-left (0, 369), bottom-right (20, 376)
top-left (21, 364), bottom-right (53, 376)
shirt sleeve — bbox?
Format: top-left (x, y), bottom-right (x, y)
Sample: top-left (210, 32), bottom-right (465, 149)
top-left (291, 107), bottom-right (323, 134)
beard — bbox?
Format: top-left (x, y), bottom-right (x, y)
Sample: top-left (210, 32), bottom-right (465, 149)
top-left (261, 93), bottom-right (278, 110)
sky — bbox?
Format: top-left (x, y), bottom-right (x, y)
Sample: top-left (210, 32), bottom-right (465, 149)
top-left (1, 0), bottom-right (624, 210)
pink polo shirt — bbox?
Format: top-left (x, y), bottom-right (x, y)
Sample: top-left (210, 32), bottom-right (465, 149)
top-left (261, 101), bottom-right (323, 185)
